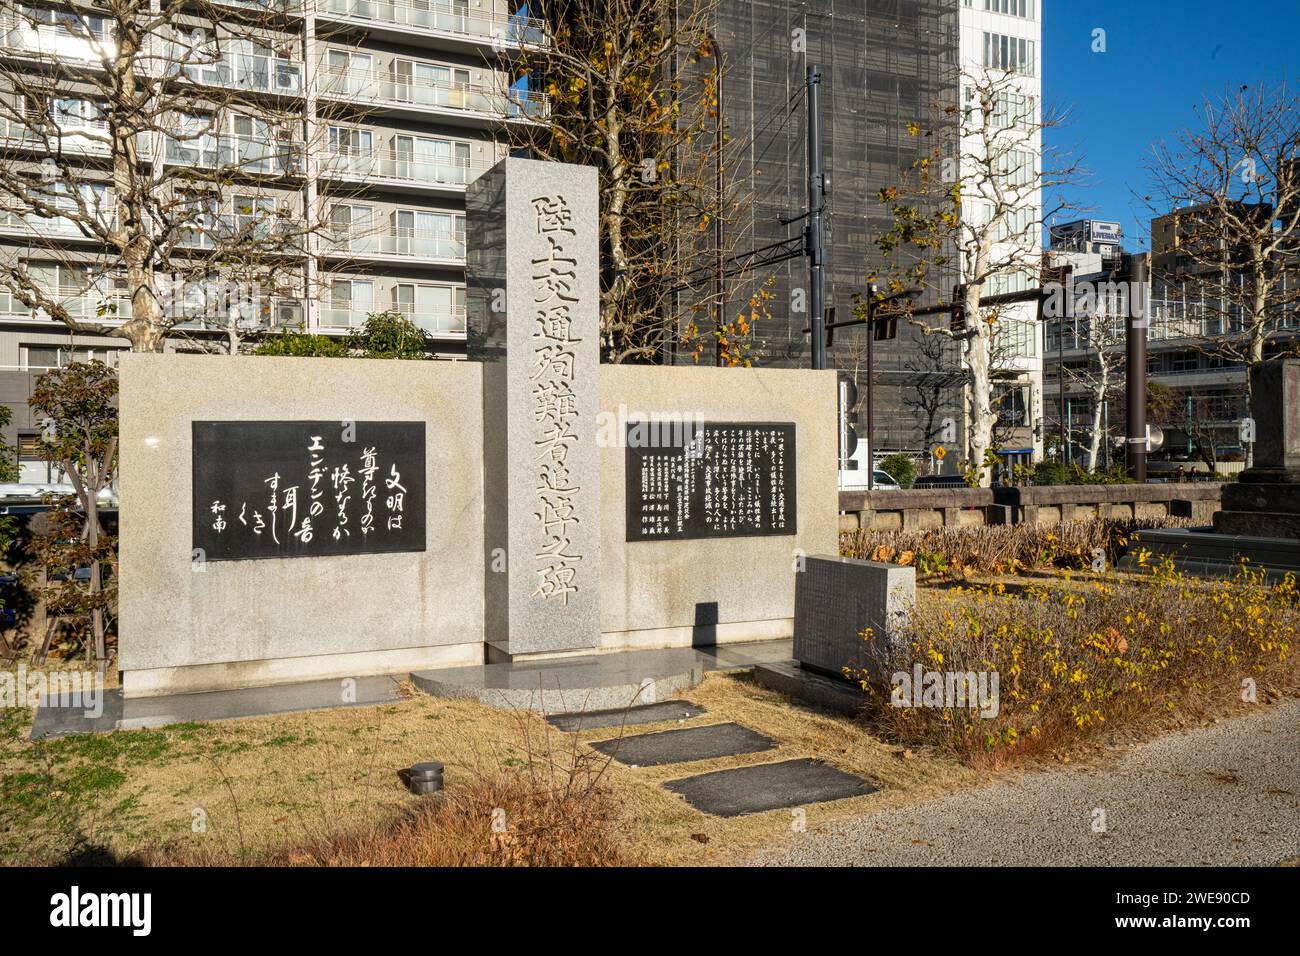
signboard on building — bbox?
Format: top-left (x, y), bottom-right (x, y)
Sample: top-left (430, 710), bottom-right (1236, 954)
top-left (624, 421), bottom-right (797, 541)
top-left (1089, 220), bottom-right (1123, 245)
top-left (192, 420), bottom-right (426, 562)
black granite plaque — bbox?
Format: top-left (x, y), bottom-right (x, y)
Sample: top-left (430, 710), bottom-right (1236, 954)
top-left (192, 421), bottom-right (425, 562)
top-left (624, 420), bottom-right (796, 541)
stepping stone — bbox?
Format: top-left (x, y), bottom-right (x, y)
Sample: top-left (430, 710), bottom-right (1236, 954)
top-left (589, 721), bottom-right (774, 767)
top-left (546, 700), bottom-right (706, 732)
top-left (665, 758), bottom-right (877, 817)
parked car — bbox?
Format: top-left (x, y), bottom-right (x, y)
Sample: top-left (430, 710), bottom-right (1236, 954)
top-left (871, 470), bottom-right (901, 490)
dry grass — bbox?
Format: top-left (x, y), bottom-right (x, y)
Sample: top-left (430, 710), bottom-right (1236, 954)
top-left (841, 516), bottom-right (1197, 577)
top-left (1, 671), bottom-right (974, 867)
top-left (148, 739), bottom-right (632, 867)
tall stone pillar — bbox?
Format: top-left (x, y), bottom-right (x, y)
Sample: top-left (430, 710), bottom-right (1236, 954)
top-left (467, 158), bottom-right (601, 658)
top-left (1215, 358), bottom-right (1300, 536)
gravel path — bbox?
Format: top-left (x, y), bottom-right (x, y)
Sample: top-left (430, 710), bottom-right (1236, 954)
top-left (751, 700), bottom-right (1300, 866)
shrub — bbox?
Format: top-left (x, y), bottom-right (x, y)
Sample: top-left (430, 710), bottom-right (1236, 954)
top-left (853, 559), bottom-right (1298, 766)
top-left (879, 453), bottom-right (917, 489)
top-left (349, 310), bottom-right (431, 360)
top-left (253, 332), bottom-right (349, 358)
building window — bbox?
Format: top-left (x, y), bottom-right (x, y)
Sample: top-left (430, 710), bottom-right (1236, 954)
top-left (995, 148), bottom-right (1035, 187)
top-left (17, 432), bottom-right (63, 485)
top-left (985, 0), bottom-right (1035, 19)
top-left (22, 344), bottom-right (122, 370)
top-left (983, 32), bottom-right (1035, 76)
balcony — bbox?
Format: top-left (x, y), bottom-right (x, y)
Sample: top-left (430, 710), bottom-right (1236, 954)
top-left (317, 68), bottom-right (548, 122)
top-left (164, 135), bottom-right (304, 176)
top-left (319, 306), bottom-right (465, 335)
top-left (318, 146), bottom-right (486, 191)
top-left (0, 115), bottom-right (117, 154)
top-left (321, 229), bottom-right (465, 264)
top-left (0, 13), bottom-right (114, 63)
top-left (0, 206), bottom-right (115, 242)
top-left (0, 290), bottom-right (130, 323)
top-left (215, 0), bottom-right (304, 14)
top-left (176, 52), bottom-right (303, 95)
top-left (315, 0), bottom-right (548, 51)
top-left (175, 215), bottom-right (307, 253)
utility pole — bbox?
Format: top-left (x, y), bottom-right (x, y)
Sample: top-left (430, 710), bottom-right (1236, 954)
top-left (865, 285), bottom-right (876, 489)
top-left (807, 64), bottom-right (826, 371)
top-left (1125, 255), bottom-right (1149, 482)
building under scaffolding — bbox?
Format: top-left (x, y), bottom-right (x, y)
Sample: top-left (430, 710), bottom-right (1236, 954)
top-left (688, 0), bottom-right (964, 460)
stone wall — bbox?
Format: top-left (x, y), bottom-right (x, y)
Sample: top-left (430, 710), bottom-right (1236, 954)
top-left (839, 483), bottom-right (1222, 533)
top-left (117, 355), bottom-right (839, 695)
top-left (118, 354), bottom-right (487, 696)
top-left (599, 365), bottom-right (838, 650)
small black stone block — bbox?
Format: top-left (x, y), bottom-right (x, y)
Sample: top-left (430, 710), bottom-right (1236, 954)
top-left (546, 700), bottom-right (706, 732)
top-left (588, 722), bottom-right (774, 767)
top-left (665, 758), bottom-right (877, 817)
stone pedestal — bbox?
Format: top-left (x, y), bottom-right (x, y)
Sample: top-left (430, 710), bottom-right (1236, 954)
top-left (1214, 359), bottom-right (1300, 536)
top-left (467, 157), bottom-right (601, 658)
top-left (792, 555), bottom-right (915, 683)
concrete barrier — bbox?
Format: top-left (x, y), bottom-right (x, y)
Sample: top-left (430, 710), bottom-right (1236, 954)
top-left (839, 483), bottom-right (1222, 533)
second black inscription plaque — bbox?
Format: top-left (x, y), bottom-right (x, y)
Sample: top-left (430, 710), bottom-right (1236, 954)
top-left (624, 420), bottom-right (796, 541)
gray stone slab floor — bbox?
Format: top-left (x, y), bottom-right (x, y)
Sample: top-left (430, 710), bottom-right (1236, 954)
top-left (30, 674), bottom-right (405, 738)
top-left (411, 639), bottom-right (793, 713)
top-left (589, 721), bottom-right (776, 767)
top-left (546, 700), bottom-right (706, 732)
top-left (666, 758), bottom-right (878, 817)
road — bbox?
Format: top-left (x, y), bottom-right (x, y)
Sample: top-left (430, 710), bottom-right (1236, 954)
top-left (751, 699), bottom-right (1300, 866)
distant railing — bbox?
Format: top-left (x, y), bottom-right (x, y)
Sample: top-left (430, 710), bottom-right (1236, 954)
top-left (0, 290), bottom-right (131, 321)
top-left (318, 68), bottom-right (548, 119)
top-left (315, 0), bottom-right (549, 48)
top-left (164, 135), bottom-right (304, 175)
top-left (175, 215), bottom-right (307, 251)
top-left (318, 145), bottom-right (484, 187)
top-left (0, 204), bottom-right (116, 237)
top-left (0, 13), bottom-right (114, 62)
top-left (176, 52), bottom-right (303, 95)
top-left (323, 229), bottom-right (465, 261)
top-left (319, 306), bottom-right (466, 334)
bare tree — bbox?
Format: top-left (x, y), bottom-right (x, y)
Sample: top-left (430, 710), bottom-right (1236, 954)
top-left (0, 1), bottom-right (333, 352)
top-left (1146, 84), bottom-right (1300, 465)
top-left (1058, 276), bottom-right (1129, 470)
top-left (505, 0), bottom-right (761, 364)
top-left (874, 66), bottom-right (1081, 486)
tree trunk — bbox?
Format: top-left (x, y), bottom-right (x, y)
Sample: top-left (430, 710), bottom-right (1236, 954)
top-left (964, 285), bottom-right (995, 487)
top-left (1086, 371), bottom-right (1109, 472)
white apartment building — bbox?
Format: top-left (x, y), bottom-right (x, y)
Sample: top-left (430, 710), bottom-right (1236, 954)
top-left (957, 0), bottom-right (1044, 465)
top-left (0, 0), bottom-right (544, 476)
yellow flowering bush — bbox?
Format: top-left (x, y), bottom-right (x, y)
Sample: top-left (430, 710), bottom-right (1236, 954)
top-left (854, 558), bottom-right (1298, 766)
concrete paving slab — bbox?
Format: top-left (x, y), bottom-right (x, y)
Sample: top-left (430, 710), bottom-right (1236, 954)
top-left (546, 699), bottom-right (706, 732)
top-left (588, 721), bottom-right (775, 767)
top-left (410, 639), bottom-right (791, 713)
top-left (666, 758), bottom-right (877, 817)
top-left (115, 674), bottom-right (405, 730)
top-left (30, 674), bottom-right (405, 738)
top-left (29, 689), bottom-right (124, 739)
top-left (753, 660), bottom-right (868, 717)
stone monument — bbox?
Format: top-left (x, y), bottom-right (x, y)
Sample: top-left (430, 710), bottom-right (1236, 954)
top-left (467, 157), bottom-right (602, 660)
top-left (1214, 358), bottom-right (1300, 537)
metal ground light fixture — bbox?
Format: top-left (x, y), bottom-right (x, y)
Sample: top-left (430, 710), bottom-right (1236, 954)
top-left (407, 761), bottom-right (444, 795)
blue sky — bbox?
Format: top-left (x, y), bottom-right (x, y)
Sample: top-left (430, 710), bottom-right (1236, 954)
top-left (1045, 0), bottom-right (1300, 250)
